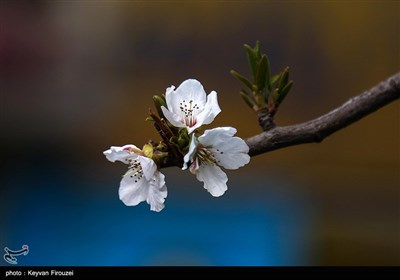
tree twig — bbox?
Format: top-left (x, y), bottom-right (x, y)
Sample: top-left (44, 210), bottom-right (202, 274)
top-left (160, 73), bottom-right (400, 167)
top-left (247, 73), bottom-right (400, 156)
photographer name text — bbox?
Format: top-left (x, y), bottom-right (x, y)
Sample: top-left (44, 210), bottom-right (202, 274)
top-left (5, 270), bottom-right (74, 277)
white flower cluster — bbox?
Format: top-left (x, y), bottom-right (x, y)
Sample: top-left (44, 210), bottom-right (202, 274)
top-left (104, 79), bottom-right (250, 212)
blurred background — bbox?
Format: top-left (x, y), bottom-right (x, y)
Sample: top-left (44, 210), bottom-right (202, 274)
top-left (1, 1), bottom-right (398, 265)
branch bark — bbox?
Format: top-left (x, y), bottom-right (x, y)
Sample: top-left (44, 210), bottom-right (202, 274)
top-left (160, 73), bottom-right (399, 167)
top-left (247, 72), bottom-right (400, 156)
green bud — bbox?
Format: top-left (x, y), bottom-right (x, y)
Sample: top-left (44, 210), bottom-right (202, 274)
top-left (240, 91), bottom-right (256, 109)
top-left (278, 67), bottom-right (290, 91)
top-left (153, 95), bottom-right (167, 118)
top-left (244, 43), bottom-right (258, 79)
top-left (265, 55), bottom-right (271, 91)
top-left (255, 93), bottom-right (266, 108)
top-left (261, 87), bottom-right (270, 100)
top-left (178, 128), bottom-right (190, 141)
top-left (270, 74), bottom-right (280, 88)
top-left (230, 70), bottom-right (253, 90)
top-left (178, 136), bottom-right (188, 149)
top-left (256, 54), bottom-right (268, 91)
top-left (253, 41), bottom-right (261, 60)
top-left (276, 80), bottom-right (293, 106)
top-left (271, 87), bottom-right (280, 105)
top-left (234, 41), bottom-right (294, 119)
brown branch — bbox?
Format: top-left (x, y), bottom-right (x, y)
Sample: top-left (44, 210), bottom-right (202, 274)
top-left (160, 73), bottom-right (400, 167)
top-left (247, 72), bottom-right (400, 156)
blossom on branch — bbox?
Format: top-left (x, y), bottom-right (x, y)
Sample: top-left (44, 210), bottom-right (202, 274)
top-left (183, 127), bottom-right (250, 197)
top-left (161, 79), bottom-right (221, 134)
top-left (103, 145), bottom-right (167, 212)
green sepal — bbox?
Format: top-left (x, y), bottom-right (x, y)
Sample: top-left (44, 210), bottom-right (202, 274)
top-left (153, 95), bottom-right (167, 118)
top-left (142, 143), bottom-right (154, 158)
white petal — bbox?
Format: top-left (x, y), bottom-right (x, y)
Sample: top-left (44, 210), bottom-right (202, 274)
top-left (212, 144), bottom-right (250, 170)
top-left (119, 169), bottom-right (168, 212)
top-left (195, 91), bottom-right (221, 127)
top-left (198, 127), bottom-right (237, 147)
top-left (138, 156), bottom-right (157, 181)
top-left (161, 106), bottom-right (185, 128)
top-left (198, 127), bottom-right (250, 169)
top-left (182, 134), bottom-right (198, 170)
top-left (195, 164), bottom-right (228, 197)
top-left (119, 169), bottom-right (148, 206)
top-left (186, 122), bottom-right (201, 134)
top-left (165, 79), bottom-right (207, 115)
top-left (165, 85), bottom-right (176, 113)
top-left (103, 145), bottom-right (139, 164)
top-left (211, 137), bottom-right (250, 170)
top-left (165, 84), bottom-right (181, 115)
top-left (146, 171), bottom-right (168, 212)
top-left (175, 79), bottom-right (207, 108)
top-left (163, 79), bottom-right (219, 133)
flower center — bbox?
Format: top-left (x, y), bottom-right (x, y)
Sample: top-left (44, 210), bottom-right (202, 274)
top-left (179, 99), bottom-right (200, 127)
top-left (128, 159), bottom-right (144, 183)
top-left (189, 146), bottom-right (219, 174)
top-left (197, 147), bottom-right (217, 165)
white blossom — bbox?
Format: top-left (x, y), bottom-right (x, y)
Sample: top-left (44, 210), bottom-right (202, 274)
top-left (103, 145), bottom-right (167, 212)
top-left (161, 79), bottom-right (221, 134)
top-left (183, 127), bottom-right (250, 197)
